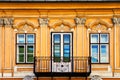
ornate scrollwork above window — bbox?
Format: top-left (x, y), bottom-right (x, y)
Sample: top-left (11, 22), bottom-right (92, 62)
top-left (13, 20), bottom-right (38, 33)
top-left (49, 19), bottom-right (75, 31)
top-left (87, 19), bottom-right (113, 33)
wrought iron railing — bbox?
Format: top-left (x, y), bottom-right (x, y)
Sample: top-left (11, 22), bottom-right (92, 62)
top-left (34, 56), bottom-right (91, 74)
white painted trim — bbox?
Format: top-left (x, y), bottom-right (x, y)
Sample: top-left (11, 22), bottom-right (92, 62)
top-left (90, 71), bottom-right (112, 77)
top-left (3, 73), bottom-right (12, 77)
top-left (14, 72), bottom-right (35, 77)
top-left (14, 65), bottom-right (33, 72)
top-left (14, 65), bottom-right (33, 69)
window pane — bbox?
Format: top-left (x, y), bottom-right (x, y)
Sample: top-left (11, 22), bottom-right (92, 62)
top-left (91, 34), bottom-right (99, 43)
top-left (54, 34), bottom-right (60, 43)
top-left (19, 54), bottom-right (24, 63)
top-left (27, 45), bottom-right (34, 53)
top-left (54, 45), bottom-right (60, 50)
top-left (63, 45), bottom-right (70, 62)
top-left (63, 53), bottom-right (70, 62)
top-left (100, 44), bottom-right (108, 63)
top-left (27, 34), bottom-right (34, 43)
top-left (27, 54), bottom-right (34, 62)
top-left (18, 46), bottom-right (24, 53)
top-left (54, 53), bottom-right (60, 57)
top-left (63, 34), bottom-right (70, 43)
top-left (91, 44), bottom-right (99, 63)
top-left (54, 51), bottom-right (60, 62)
top-left (54, 44), bottom-right (61, 62)
top-left (100, 34), bottom-right (108, 43)
top-left (64, 45), bottom-right (70, 50)
top-left (17, 34), bottom-right (25, 43)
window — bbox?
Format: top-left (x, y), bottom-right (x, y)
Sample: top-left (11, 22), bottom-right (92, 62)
top-left (16, 34), bottom-right (35, 63)
top-left (90, 33), bottom-right (109, 63)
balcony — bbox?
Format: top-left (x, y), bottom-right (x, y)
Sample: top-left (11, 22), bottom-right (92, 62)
top-left (34, 56), bottom-right (91, 77)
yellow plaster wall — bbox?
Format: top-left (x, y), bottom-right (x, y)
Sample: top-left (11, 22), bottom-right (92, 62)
top-left (0, 2), bottom-right (120, 78)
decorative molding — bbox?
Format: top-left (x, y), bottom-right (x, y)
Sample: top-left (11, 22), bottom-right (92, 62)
top-left (38, 18), bottom-right (49, 26)
top-left (14, 72), bottom-right (35, 77)
top-left (90, 71), bottom-right (112, 77)
top-left (74, 17), bottom-right (86, 26)
top-left (49, 19), bottom-right (75, 30)
top-left (87, 19), bottom-right (113, 32)
top-left (13, 20), bottom-right (38, 29)
top-left (0, 18), bottom-right (14, 27)
top-left (112, 17), bottom-right (120, 25)
top-left (87, 19), bottom-right (113, 29)
top-left (3, 73), bottom-right (12, 77)
top-left (23, 75), bottom-right (33, 80)
top-left (91, 75), bottom-right (102, 80)
top-left (0, 18), bottom-right (4, 27)
top-left (3, 18), bottom-right (14, 27)
top-left (13, 20), bottom-right (38, 32)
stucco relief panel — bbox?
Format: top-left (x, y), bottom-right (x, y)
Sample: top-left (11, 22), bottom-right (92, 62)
top-left (49, 19), bottom-right (75, 31)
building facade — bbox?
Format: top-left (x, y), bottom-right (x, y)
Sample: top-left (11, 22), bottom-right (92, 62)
top-left (0, 1), bottom-right (120, 80)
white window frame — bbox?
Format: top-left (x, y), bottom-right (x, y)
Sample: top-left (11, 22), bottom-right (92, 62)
top-left (90, 33), bottom-right (109, 64)
top-left (16, 34), bottom-right (35, 64)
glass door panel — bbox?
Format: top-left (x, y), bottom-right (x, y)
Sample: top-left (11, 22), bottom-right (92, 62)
top-left (53, 34), bottom-right (61, 62)
top-left (63, 34), bottom-right (70, 62)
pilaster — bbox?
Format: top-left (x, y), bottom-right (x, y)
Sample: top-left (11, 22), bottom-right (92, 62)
top-left (3, 18), bottom-right (14, 76)
top-left (75, 17), bottom-right (86, 57)
top-left (38, 18), bottom-right (49, 56)
top-left (112, 17), bottom-right (120, 70)
top-left (0, 18), bottom-right (4, 76)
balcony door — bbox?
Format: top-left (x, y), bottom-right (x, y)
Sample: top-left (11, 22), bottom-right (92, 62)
top-left (51, 33), bottom-right (72, 72)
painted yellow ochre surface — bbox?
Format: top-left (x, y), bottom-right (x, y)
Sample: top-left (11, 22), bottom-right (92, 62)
top-left (0, 2), bottom-right (120, 80)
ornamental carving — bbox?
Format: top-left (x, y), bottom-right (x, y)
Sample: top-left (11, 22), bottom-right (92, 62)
top-left (23, 75), bottom-right (33, 80)
top-left (38, 18), bottom-right (49, 26)
top-left (3, 18), bottom-right (14, 26)
top-left (112, 17), bottom-right (120, 25)
top-left (0, 18), bottom-right (4, 27)
top-left (13, 20), bottom-right (38, 32)
top-left (49, 19), bottom-right (75, 31)
top-left (54, 24), bottom-right (70, 31)
top-left (87, 19), bottom-right (113, 32)
top-left (91, 75), bottom-right (102, 80)
top-left (75, 17), bottom-right (86, 25)
top-left (0, 18), bottom-right (14, 27)
top-left (92, 24), bottom-right (108, 33)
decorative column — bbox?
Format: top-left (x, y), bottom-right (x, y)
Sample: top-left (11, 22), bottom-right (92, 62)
top-left (75, 17), bottom-right (86, 57)
top-left (38, 18), bottom-right (49, 57)
top-left (0, 18), bottom-right (4, 76)
top-left (3, 18), bottom-right (14, 77)
top-left (112, 17), bottom-right (120, 71)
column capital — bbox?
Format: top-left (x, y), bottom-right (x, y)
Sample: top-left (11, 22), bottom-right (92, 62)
top-left (0, 18), bottom-right (4, 27)
top-left (112, 17), bottom-right (120, 25)
top-left (38, 18), bottom-right (49, 26)
top-left (75, 17), bottom-right (86, 26)
top-left (3, 18), bottom-right (14, 27)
